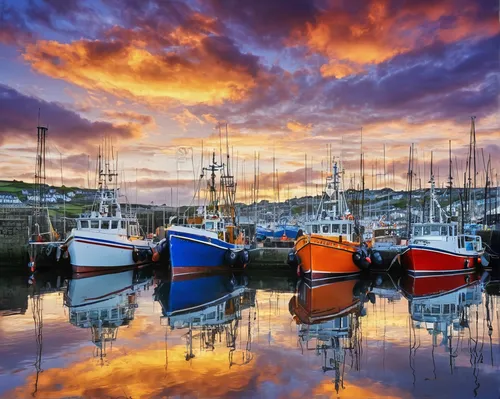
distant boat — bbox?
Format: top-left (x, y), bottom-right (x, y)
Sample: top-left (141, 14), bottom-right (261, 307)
top-left (255, 222), bottom-right (299, 241)
top-left (64, 145), bottom-right (154, 273)
top-left (288, 161), bottom-right (376, 280)
top-left (164, 151), bottom-right (248, 277)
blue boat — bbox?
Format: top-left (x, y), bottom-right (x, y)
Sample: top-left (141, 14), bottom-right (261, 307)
top-left (256, 223), bottom-right (300, 240)
top-left (163, 152), bottom-right (249, 277)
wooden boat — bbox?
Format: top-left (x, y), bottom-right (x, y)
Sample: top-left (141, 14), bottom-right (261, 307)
top-left (290, 161), bottom-right (369, 281)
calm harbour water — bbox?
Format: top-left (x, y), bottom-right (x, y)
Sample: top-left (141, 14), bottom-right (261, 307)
top-left (0, 267), bottom-right (499, 399)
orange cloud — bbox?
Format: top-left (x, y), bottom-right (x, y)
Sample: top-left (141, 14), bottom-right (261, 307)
top-left (102, 110), bottom-right (155, 126)
top-left (23, 36), bottom-right (260, 105)
top-left (286, 120), bottom-right (313, 133)
top-left (293, 0), bottom-right (499, 78)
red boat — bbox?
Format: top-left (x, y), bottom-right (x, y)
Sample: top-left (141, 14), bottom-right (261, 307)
top-left (400, 222), bottom-right (483, 276)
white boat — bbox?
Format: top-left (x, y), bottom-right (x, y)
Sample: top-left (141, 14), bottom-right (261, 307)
top-left (64, 147), bottom-right (154, 273)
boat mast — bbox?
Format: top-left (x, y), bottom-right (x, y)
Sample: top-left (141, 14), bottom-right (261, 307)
top-left (448, 140), bottom-right (453, 223)
top-left (407, 144), bottom-right (414, 237)
top-left (429, 151), bottom-right (435, 223)
top-left (360, 128), bottom-right (364, 219)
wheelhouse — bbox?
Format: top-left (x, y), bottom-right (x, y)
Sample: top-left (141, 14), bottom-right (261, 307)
top-left (305, 219), bottom-right (354, 241)
top-left (411, 223), bottom-right (458, 238)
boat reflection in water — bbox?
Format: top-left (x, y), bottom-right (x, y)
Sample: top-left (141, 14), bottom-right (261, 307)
top-left (289, 277), bottom-right (369, 393)
top-left (64, 267), bottom-right (153, 358)
top-left (155, 272), bottom-right (256, 364)
top-left (402, 273), bottom-right (485, 392)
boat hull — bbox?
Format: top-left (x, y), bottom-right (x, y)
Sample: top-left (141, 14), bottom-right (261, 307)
top-left (66, 233), bottom-right (153, 273)
top-left (400, 272), bottom-right (480, 299)
top-left (168, 228), bottom-right (244, 276)
top-left (295, 235), bottom-right (361, 280)
top-left (290, 277), bottom-right (362, 324)
top-left (400, 245), bottom-right (479, 276)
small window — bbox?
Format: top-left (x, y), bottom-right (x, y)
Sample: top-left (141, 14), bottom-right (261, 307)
top-left (440, 226), bottom-right (447, 235)
top-left (206, 222), bottom-right (214, 230)
top-left (111, 220), bottom-right (119, 229)
top-left (312, 224), bottom-right (319, 233)
top-left (80, 220), bottom-right (89, 229)
top-left (332, 224), bottom-right (340, 233)
top-left (322, 225), bottom-right (329, 233)
top-left (91, 220), bottom-right (99, 229)
top-left (424, 226), bottom-right (431, 235)
top-left (101, 220), bottom-right (110, 230)
top-left (342, 224), bottom-right (347, 234)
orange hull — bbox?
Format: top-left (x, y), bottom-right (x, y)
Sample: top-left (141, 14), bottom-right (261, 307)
top-left (295, 234), bottom-right (361, 280)
top-left (290, 278), bottom-right (361, 324)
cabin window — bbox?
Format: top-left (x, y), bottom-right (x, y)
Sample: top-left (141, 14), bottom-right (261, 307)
top-left (341, 224), bottom-right (347, 234)
top-left (90, 310), bottom-right (99, 320)
top-left (101, 220), bottom-right (110, 230)
top-left (332, 224), bottom-right (340, 233)
top-left (206, 222), bottom-right (214, 230)
top-left (440, 226), bottom-right (448, 236)
top-left (91, 220), bottom-right (99, 229)
top-left (312, 224), bottom-right (319, 233)
top-left (322, 225), bottom-right (330, 233)
top-left (111, 308), bottom-right (118, 319)
top-left (111, 220), bottom-right (119, 229)
top-left (443, 304), bottom-right (450, 314)
top-left (413, 226), bottom-right (423, 236)
top-left (80, 220), bottom-right (89, 229)
top-left (218, 223), bottom-right (223, 230)
top-left (100, 310), bottom-right (108, 318)
top-left (79, 312), bottom-right (88, 322)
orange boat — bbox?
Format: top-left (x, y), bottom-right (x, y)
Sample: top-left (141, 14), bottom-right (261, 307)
top-left (290, 161), bottom-right (370, 280)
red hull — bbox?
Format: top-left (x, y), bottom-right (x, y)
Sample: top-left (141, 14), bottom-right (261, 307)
top-left (401, 273), bottom-right (480, 298)
top-left (401, 246), bottom-right (479, 275)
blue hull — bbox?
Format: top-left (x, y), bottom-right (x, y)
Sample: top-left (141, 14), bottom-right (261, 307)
top-left (256, 225), bottom-right (299, 239)
top-left (167, 228), bottom-right (239, 275)
top-left (155, 274), bottom-right (244, 317)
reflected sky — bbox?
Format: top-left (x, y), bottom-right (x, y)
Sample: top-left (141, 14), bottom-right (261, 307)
top-left (0, 270), bottom-right (499, 399)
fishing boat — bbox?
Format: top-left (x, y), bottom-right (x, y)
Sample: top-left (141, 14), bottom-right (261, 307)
top-left (64, 145), bottom-right (154, 273)
top-left (400, 164), bottom-right (483, 276)
top-left (289, 277), bottom-right (367, 393)
top-left (164, 151), bottom-right (248, 277)
top-left (64, 268), bottom-right (153, 354)
top-left (289, 161), bottom-right (374, 281)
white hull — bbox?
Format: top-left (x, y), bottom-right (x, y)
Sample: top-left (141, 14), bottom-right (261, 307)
top-left (66, 270), bottom-right (134, 310)
top-left (66, 230), bottom-right (153, 272)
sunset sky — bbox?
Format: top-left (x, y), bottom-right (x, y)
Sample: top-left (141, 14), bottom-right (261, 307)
top-left (0, 0), bottom-right (498, 204)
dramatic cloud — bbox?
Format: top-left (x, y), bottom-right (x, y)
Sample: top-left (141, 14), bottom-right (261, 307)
top-left (0, 0), bottom-right (498, 203)
top-left (0, 84), bottom-right (141, 147)
top-left (293, 0), bottom-right (499, 78)
top-left (23, 34), bottom-right (263, 105)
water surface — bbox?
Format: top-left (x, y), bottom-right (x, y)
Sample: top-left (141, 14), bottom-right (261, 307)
top-left (0, 268), bottom-right (499, 399)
